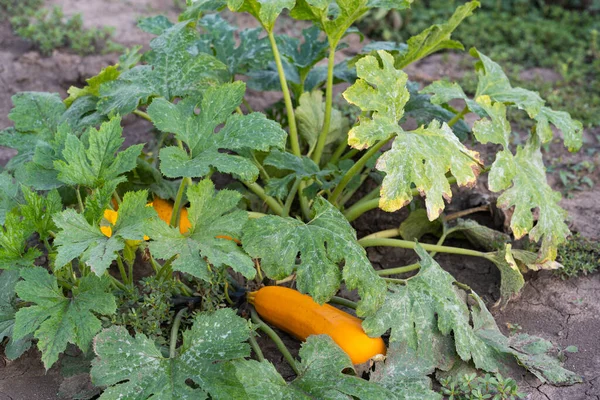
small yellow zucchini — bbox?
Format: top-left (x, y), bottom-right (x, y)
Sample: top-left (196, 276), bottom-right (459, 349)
top-left (248, 286), bottom-right (386, 364)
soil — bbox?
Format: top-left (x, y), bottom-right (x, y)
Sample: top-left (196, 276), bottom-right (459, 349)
top-left (1, 2), bottom-right (599, 399)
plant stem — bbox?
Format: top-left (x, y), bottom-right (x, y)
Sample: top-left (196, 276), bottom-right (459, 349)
top-left (242, 98), bottom-right (254, 113)
top-left (248, 211), bottom-right (267, 219)
top-left (268, 31), bottom-right (300, 157)
top-left (338, 166), bottom-right (372, 207)
top-left (377, 263), bottom-right (420, 276)
top-left (447, 106), bottom-right (469, 127)
top-left (298, 181), bottom-right (311, 220)
top-left (251, 309), bottom-right (300, 375)
top-left (329, 136), bottom-right (393, 205)
top-left (105, 272), bottom-right (128, 292)
top-left (248, 334), bottom-right (265, 362)
top-left (384, 277), bottom-right (407, 285)
top-left (169, 308), bottom-right (187, 358)
top-left (75, 186), bottom-right (84, 213)
top-left (133, 109), bottom-right (152, 122)
top-left (329, 296), bottom-right (358, 310)
top-left (344, 197), bottom-right (380, 221)
top-left (312, 45), bottom-right (337, 165)
top-left (360, 228), bottom-right (399, 241)
top-left (112, 191), bottom-right (122, 207)
top-left (444, 205), bottom-right (490, 222)
top-left (244, 181), bottom-right (285, 216)
top-left (283, 178), bottom-right (301, 217)
top-left (340, 148), bottom-right (359, 161)
top-left (358, 238), bottom-right (487, 258)
top-left (116, 255), bottom-right (129, 285)
top-left (170, 176), bottom-right (190, 228)
top-left (329, 138), bottom-right (348, 166)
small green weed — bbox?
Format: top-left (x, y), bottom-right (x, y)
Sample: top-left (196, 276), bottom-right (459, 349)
top-left (555, 233), bottom-right (600, 279)
top-left (439, 372), bottom-right (525, 400)
top-left (3, 2), bottom-right (121, 56)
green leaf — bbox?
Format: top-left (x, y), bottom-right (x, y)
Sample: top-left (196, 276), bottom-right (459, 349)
top-left (179, 0), bottom-right (227, 21)
top-left (148, 179), bottom-right (254, 281)
top-left (343, 50), bottom-right (408, 149)
top-left (149, 82), bottom-right (286, 181)
top-left (0, 210), bottom-right (40, 270)
top-left (471, 49), bottom-right (582, 151)
top-left (377, 120), bottom-right (481, 219)
top-left (393, 1), bottom-right (479, 68)
top-left (14, 267), bottom-right (116, 370)
top-left (64, 65), bottom-right (120, 107)
top-left (0, 269), bottom-right (33, 360)
top-left (370, 342), bottom-right (441, 400)
top-left (196, 14), bottom-right (272, 76)
top-left (405, 81), bottom-right (470, 141)
top-left (291, 0), bottom-right (369, 45)
top-left (398, 208), bottom-right (442, 241)
top-left (53, 190), bottom-right (155, 275)
top-left (53, 116), bottom-right (144, 189)
top-left (486, 244), bottom-right (525, 308)
top-left (91, 309), bottom-right (250, 399)
top-left (263, 150), bottom-right (332, 199)
top-left (295, 90), bottom-right (346, 155)
top-left (470, 294), bottom-right (581, 385)
top-left (228, 0), bottom-right (295, 32)
top-left (0, 172), bottom-right (22, 225)
top-left (233, 359), bottom-right (307, 399)
top-left (7, 92), bottom-right (66, 137)
top-left (420, 80), bottom-right (485, 117)
top-left (291, 335), bottom-right (394, 399)
top-left (20, 187), bottom-right (62, 240)
top-left (363, 245), bottom-right (499, 372)
top-left (243, 197), bottom-right (385, 316)
top-left (137, 15), bottom-right (174, 35)
top-left (98, 21), bottom-right (228, 115)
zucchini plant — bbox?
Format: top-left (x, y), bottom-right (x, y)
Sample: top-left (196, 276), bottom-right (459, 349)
top-left (0, 0), bottom-right (584, 398)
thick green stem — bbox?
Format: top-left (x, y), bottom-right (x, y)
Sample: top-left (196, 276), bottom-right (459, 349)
top-left (329, 136), bottom-right (393, 205)
top-left (344, 197), bottom-right (380, 221)
top-left (76, 186), bottom-right (84, 213)
top-left (338, 166), bottom-right (372, 207)
top-left (329, 296), bottom-right (357, 310)
top-left (133, 109), bottom-right (152, 122)
top-left (105, 272), bottom-right (128, 292)
top-left (248, 334), bottom-right (265, 362)
top-left (170, 308), bottom-right (187, 358)
top-left (244, 181), bottom-right (285, 216)
top-left (116, 255), bottom-right (129, 285)
top-left (447, 106), bottom-right (469, 128)
top-left (251, 309), bottom-right (300, 375)
top-left (329, 139), bottom-right (349, 166)
top-left (170, 141), bottom-right (192, 228)
top-left (360, 228), bottom-right (399, 241)
top-left (283, 178), bottom-right (301, 217)
top-left (312, 45), bottom-right (337, 165)
top-left (340, 148), bottom-right (359, 161)
top-left (358, 238), bottom-right (487, 258)
top-left (377, 263), bottom-right (420, 276)
top-left (247, 211), bottom-right (267, 219)
top-left (268, 31), bottom-right (300, 157)
top-left (298, 181), bottom-right (311, 220)
top-left (242, 98), bottom-right (254, 114)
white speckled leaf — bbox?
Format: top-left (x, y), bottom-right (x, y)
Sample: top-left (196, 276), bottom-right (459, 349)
top-left (343, 51), bottom-right (408, 149)
top-left (473, 98), bottom-right (571, 262)
top-left (242, 197), bottom-right (385, 316)
top-left (363, 245), bottom-right (499, 373)
top-left (91, 309), bottom-right (251, 400)
top-left (377, 120), bottom-right (481, 220)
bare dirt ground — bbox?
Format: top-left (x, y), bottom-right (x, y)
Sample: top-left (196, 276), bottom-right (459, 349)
top-left (0, 1), bottom-right (599, 399)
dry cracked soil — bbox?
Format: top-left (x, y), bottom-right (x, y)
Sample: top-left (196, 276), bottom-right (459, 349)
top-left (1, 1), bottom-right (599, 399)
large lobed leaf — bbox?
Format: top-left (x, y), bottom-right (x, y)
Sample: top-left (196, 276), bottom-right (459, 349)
top-left (91, 309), bottom-right (251, 399)
top-left (243, 197), bottom-right (385, 316)
top-left (343, 50), bottom-right (481, 220)
top-left (0, 270), bottom-right (33, 360)
top-left (98, 21), bottom-right (228, 115)
top-left (228, 0), bottom-right (295, 32)
top-left (0, 211), bottom-right (40, 270)
top-left (53, 116), bottom-right (144, 189)
top-left (149, 81), bottom-right (286, 182)
top-left (364, 245), bottom-right (580, 386)
top-left (472, 96), bottom-right (572, 261)
top-left (148, 179), bottom-right (255, 281)
top-left (13, 267), bottom-right (116, 369)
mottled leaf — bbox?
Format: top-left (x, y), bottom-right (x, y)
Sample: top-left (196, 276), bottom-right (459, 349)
top-left (91, 309), bottom-right (250, 399)
top-left (13, 268), bottom-right (116, 369)
top-left (0, 269), bottom-right (33, 360)
top-left (228, 0), bottom-right (295, 32)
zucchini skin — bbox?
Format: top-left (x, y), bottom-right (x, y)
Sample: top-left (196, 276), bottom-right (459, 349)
top-left (249, 286), bottom-right (386, 364)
